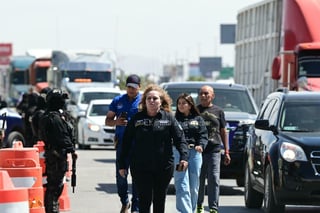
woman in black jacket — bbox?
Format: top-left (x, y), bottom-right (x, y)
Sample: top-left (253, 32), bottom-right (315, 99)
top-left (174, 93), bottom-right (208, 213)
top-left (118, 84), bottom-right (189, 213)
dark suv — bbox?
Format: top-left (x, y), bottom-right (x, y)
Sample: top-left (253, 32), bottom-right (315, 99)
top-left (162, 81), bottom-right (258, 186)
top-left (244, 91), bottom-right (320, 213)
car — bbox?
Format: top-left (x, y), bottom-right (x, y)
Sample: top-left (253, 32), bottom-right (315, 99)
top-left (162, 81), bottom-right (259, 186)
top-left (244, 91), bottom-right (320, 213)
top-left (0, 107), bottom-right (25, 148)
top-left (67, 86), bottom-right (122, 121)
top-left (77, 99), bottom-right (115, 149)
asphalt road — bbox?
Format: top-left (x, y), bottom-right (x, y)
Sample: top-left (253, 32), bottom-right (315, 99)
top-left (65, 146), bottom-right (320, 213)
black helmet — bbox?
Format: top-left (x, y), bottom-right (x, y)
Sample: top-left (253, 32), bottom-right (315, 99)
top-left (46, 88), bottom-right (69, 110)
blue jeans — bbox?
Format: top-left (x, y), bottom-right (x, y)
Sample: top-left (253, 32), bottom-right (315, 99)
top-left (174, 147), bottom-right (202, 213)
top-left (197, 151), bottom-right (221, 211)
top-left (116, 145), bottom-right (139, 211)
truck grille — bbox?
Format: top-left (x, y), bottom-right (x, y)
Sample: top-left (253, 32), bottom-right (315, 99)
top-left (310, 151), bottom-right (320, 176)
top-left (103, 128), bottom-right (115, 134)
top-left (227, 121), bottom-right (250, 151)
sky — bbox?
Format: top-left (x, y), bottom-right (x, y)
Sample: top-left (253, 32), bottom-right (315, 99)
top-left (1, 0), bottom-right (262, 75)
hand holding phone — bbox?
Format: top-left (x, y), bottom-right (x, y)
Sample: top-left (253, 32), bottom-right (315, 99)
top-left (117, 112), bottom-right (128, 126)
top-left (119, 112), bottom-right (127, 119)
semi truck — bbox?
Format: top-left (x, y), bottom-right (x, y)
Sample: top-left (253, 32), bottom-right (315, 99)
top-left (26, 49), bottom-right (52, 92)
top-left (234, 0), bottom-right (320, 106)
top-left (48, 49), bottom-right (118, 89)
top-left (7, 55), bottom-right (35, 106)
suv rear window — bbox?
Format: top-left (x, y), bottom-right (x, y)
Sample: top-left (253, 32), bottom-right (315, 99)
top-left (165, 87), bottom-right (257, 114)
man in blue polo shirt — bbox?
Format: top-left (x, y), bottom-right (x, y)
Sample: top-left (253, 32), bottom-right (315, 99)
top-left (105, 74), bottom-right (142, 213)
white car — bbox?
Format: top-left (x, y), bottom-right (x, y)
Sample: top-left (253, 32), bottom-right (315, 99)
top-left (67, 86), bottom-right (122, 121)
top-left (77, 99), bottom-right (115, 149)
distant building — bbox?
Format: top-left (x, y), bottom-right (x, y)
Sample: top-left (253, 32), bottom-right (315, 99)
top-left (220, 24), bottom-right (236, 44)
top-left (199, 57), bottom-right (222, 78)
top-left (189, 62), bottom-right (201, 77)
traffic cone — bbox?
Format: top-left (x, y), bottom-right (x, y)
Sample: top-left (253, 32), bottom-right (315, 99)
top-left (0, 170), bottom-right (29, 213)
top-left (58, 153), bottom-right (72, 211)
top-left (59, 182), bottom-right (71, 211)
top-left (33, 141), bottom-right (46, 185)
top-left (0, 142), bottom-right (45, 213)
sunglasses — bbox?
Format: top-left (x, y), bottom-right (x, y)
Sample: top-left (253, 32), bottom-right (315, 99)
top-left (147, 96), bottom-right (159, 101)
top-left (199, 92), bottom-right (209, 95)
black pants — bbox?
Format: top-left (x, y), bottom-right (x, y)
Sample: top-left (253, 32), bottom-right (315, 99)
top-left (131, 166), bottom-right (173, 213)
top-left (44, 150), bottom-right (68, 213)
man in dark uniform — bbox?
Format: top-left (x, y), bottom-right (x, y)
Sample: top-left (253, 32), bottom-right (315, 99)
top-left (31, 87), bottom-right (51, 143)
top-left (23, 87), bottom-right (39, 147)
top-left (39, 88), bottom-right (77, 213)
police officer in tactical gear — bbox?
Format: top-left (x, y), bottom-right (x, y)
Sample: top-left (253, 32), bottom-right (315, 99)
top-left (31, 87), bottom-right (51, 143)
top-left (39, 88), bottom-right (77, 213)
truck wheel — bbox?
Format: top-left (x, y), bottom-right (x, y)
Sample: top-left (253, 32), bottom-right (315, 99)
top-left (244, 162), bottom-right (263, 208)
top-left (6, 131), bottom-right (25, 148)
top-left (263, 165), bottom-right (285, 213)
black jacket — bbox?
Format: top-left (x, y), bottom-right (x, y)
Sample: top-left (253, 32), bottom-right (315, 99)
top-left (39, 110), bottom-right (75, 153)
top-left (176, 114), bottom-right (208, 150)
top-left (119, 109), bottom-right (188, 172)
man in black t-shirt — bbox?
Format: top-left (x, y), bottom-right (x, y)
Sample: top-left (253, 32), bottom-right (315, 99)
top-left (196, 85), bottom-right (231, 213)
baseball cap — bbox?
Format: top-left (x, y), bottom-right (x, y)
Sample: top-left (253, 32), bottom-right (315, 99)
top-left (126, 74), bottom-right (141, 88)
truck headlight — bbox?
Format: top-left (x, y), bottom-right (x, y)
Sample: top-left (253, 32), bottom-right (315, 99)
top-left (280, 142), bottom-right (307, 162)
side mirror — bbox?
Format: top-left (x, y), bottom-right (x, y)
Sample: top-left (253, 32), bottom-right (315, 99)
top-left (272, 56), bottom-right (281, 80)
top-left (254, 119), bottom-right (270, 130)
top-left (255, 119), bottom-right (278, 135)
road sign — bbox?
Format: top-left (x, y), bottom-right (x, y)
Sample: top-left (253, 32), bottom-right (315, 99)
top-left (0, 43), bottom-right (12, 65)
top-left (0, 43), bottom-right (12, 57)
top-left (0, 57), bottom-right (10, 65)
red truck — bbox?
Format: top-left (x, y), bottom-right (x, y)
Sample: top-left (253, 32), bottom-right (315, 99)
top-left (235, 0), bottom-right (320, 106)
top-left (26, 49), bottom-right (52, 92)
top-left (29, 58), bottom-right (51, 92)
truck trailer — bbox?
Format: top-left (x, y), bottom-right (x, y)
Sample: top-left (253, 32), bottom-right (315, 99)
top-left (234, 0), bottom-right (320, 106)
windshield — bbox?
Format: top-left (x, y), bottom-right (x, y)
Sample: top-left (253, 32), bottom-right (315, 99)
top-left (80, 92), bottom-right (120, 104)
top-left (35, 67), bottom-right (48, 83)
top-left (165, 87), bottom-right (257, 114)
top-left (280, 103), bottom-right (320, 132)
top-left (298, 55), bottom-right (320, 77)
top-left (89, 104), bottom-right (110, 116)
top-left (10, 71), bottom-right (27, 84)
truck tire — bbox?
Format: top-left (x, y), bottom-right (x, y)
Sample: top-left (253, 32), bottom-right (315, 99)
top-left (244, 162), bottom-right (263, 208)
top-left (263, 165), bottom-right (285, 213)
top-left (6, 131), bottom-right (25, 148)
